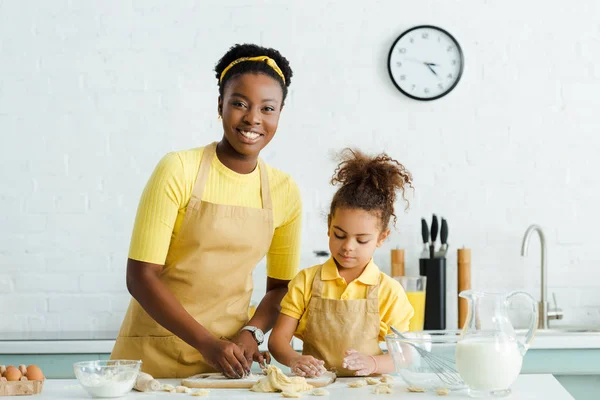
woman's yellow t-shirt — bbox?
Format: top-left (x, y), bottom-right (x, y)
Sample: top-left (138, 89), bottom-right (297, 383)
top-left (128, 145), bottom-right (302, 280)
top-left (280, 258), bottom-right (414, 340)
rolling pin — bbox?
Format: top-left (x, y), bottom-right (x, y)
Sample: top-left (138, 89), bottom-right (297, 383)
top-left (458, 247), bottom-right (471, 329)
top-left (390, 248), bottom-right (405, 277)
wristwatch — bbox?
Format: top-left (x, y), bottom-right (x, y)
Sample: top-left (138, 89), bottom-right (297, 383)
top-left (241, 326), bottom-right (265, 345)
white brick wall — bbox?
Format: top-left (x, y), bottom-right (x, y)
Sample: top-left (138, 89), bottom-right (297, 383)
top-left (1, 0), bottom-right (599, 334)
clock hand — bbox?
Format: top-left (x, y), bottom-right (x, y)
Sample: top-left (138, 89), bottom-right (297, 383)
top-left (425, 63), bottom-right (438, 76)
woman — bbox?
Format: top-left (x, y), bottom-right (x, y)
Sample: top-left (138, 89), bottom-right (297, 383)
top-left (111, 44), bottom-right (301, 379)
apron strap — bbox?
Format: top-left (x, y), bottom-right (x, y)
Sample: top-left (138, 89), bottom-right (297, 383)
top-left (311, 266), bottom-right (325, 299)
top-left (192, 142), bottom-right (217, 201)
top-left (192, 142), bottom-right (272, 211)
top-left (258, 159), bottom-right (272, 211)
top-left (366, 274), bottom-right (381, 300)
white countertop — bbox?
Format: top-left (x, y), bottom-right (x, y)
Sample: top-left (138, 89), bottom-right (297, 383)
top-left (0, 375), bottom-right (574, 399)
top-left (2, 330), bottom-right (600, 354)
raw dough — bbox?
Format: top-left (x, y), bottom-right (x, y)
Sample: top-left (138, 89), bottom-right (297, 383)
top-left (175, 385), bottom-right (191, 393)
top-left (348, 379), bottom-right (367, 388)
top-left (366, 377), bottom-right (380, 385)
top-left (407, 386), bottom-right (426, 393)
top-left (191, 389), bottom-right (210, 397)
top-left (312, 388), bottom-right (329, 396)
top-left (435, 388), bottom-right (449, 396)
top-left (372, 383), bottom-right (393, 394)
top-left (380, 375), bottom-right (394, 383)
top-left (282, 391), bottom-right (301, 398)
top-left (250, 365), bottom-right (312, 393)
top-left (161, 384), bottom-right (175, 392)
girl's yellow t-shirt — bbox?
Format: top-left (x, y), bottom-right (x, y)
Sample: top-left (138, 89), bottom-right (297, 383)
top-left (280, 257), bottom-right (414, 340)
top-left (128, 145), bottom-right (302, 280)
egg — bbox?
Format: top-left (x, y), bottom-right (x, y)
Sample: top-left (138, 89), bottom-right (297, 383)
top-left (25, 365), bottom-right (44, 381)
top-left (4, 366), bottom-right (22, 381)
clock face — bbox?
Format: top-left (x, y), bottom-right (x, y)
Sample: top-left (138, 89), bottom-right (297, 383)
top-left (388, 25), bottom-right (464, 101)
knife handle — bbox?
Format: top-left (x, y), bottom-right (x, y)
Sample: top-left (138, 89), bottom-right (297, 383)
top-left (431, 215), bottom-right (439, 243)
top-left (421, 218), bottom-right (429, 244)
top-left (441, 218), bottom-right (448, 245)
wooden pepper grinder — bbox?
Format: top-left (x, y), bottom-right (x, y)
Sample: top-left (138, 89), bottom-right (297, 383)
top-left (390, 248), bottom-right (405, 277)
top-left (458, 247), bottom-right (471, 329)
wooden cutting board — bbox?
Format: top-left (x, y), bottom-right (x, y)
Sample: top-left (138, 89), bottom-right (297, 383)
top-left (181, 372), bottom-right (336, 389)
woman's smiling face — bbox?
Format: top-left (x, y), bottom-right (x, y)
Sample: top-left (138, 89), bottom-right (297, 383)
top-left (219, 72), bottom-right (284, 158)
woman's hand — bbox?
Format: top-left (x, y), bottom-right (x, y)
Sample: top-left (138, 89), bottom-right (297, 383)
top-left (289, 355), bottom-right (325, 377)
top-left (199, 337), bottom-right (250, 379)
top-left (342, 349), bottom-right (377, 376)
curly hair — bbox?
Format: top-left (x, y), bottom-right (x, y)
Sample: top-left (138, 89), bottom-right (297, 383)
top-left (329, 149), bottom-right (413, 230)
top-left (214, 43), bottom-right (293, 105)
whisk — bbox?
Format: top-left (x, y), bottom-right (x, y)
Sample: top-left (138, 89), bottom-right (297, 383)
top-left (390, 326), bottom-right (464, 387)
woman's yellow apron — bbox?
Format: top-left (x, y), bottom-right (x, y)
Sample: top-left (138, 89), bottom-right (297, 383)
top-left (111, 142), bottom-right (273, 378)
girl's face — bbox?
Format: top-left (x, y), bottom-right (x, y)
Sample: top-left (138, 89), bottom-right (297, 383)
top-left (328, 208), bottom-right (390, 270)
top-left (218, 73), bottom-right (283, 158)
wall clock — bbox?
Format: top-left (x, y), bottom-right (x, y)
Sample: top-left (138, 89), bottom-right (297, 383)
top-left (387, 25), bottom-right (464, 101)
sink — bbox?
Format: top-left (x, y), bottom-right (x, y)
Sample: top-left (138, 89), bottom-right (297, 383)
top-left (517, 328), bottom-right (600, 336)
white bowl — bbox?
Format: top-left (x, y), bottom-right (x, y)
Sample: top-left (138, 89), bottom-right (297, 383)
top-left (73, 360), bottom-right (141, 398)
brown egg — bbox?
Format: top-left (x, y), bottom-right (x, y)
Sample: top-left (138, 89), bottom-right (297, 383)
top-left (4, 367), bottom-right (22, 381)
top-left (25, 365), bottom-right (44, 381)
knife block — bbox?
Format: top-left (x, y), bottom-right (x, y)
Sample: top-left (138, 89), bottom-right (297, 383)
top-left (419, 257), bottom-right (446, 330)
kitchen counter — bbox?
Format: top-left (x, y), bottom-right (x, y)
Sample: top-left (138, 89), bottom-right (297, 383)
top-left (2, 329), bottom-right (600, 354)
top-left (0, 375), bottom-right (574, 399)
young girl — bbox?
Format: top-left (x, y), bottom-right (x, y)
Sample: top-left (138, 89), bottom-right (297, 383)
top-left (269, 149), bottom-right (415, 377)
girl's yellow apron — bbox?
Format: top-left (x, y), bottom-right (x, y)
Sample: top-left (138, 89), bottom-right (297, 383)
top-left (301, 266), bottom-right (383, 376)
top-left (111, 142), bottom-right (274, 378)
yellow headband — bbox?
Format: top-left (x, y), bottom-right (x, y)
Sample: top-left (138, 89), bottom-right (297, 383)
top-left (219, 56), bottom-right (286, 84)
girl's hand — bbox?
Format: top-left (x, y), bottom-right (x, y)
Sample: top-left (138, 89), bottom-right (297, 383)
top-left (289, 355), bottom-right (325, 377)
top-left (342, 349), bottom-right (377, 376)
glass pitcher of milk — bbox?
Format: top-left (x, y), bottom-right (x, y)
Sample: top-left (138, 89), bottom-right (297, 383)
top-left (455, 290), bottom-right (538, 398)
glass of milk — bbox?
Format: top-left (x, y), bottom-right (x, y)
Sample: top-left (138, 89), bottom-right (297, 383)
top-left (455, 290), bottom-right (538, 398)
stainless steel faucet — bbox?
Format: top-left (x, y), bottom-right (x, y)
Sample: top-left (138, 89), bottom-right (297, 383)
top-left (521, 224), bottom-right (563, 329)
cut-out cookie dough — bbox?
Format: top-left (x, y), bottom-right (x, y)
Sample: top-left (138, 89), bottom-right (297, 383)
top-left (251, 365), bottom-right (312, 393)
top-left (348, 379), bottom-right (367, 388)
top-left (407, 385), bottom-right (426, 392)
top-left (175, 385), bottom-right (192, 393)
top-left (312, 388), bottom-right (329, 396)
top-left (380, 375), bottom-right (394, 383)
top-left (161, 384), bottom-right (175, 392)
top-left (366, 377), bottom-right (380, 385)
top-left (191, 389), bottom-right (210, 397)
top-left (372, 383), bottom-right (393, 394)
top-left (435, 388), bottom-right (449, 396)
top-left (282, 391), bottom-right (301, 398)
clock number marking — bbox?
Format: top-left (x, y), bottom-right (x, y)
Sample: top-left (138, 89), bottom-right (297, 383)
top-left (396, 61), bottom-right (402, 67)
top-left (422, 33), bottom-right (429, 39)
top-left (400, 75), bottom-right (406, 81)
top-left (424, 88), bottom-right (430, 94)
top-left (399, 48), bottom-right (407, 54)
top-left (447, 46), bottom-right (454, 52)
top-left (447, 73), bottom-right (453, 79)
